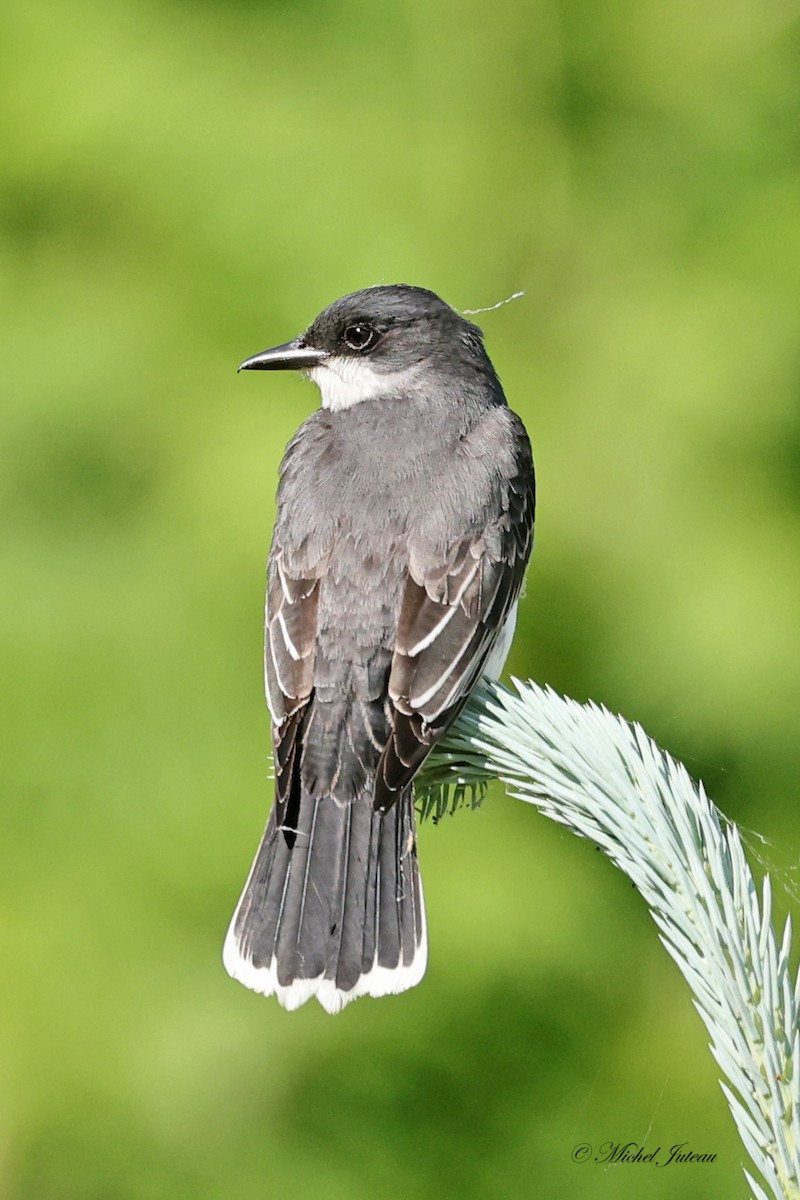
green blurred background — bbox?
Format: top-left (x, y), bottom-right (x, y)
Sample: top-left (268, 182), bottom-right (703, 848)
top-left (2, 0), bottom-right (799, 1196)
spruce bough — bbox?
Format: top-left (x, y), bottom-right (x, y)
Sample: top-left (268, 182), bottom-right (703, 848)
top-left (418, 680), bottom-right (799, 1200)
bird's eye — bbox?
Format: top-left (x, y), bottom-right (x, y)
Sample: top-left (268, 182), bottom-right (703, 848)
top-left (342, 323), bottom-right (376, 351)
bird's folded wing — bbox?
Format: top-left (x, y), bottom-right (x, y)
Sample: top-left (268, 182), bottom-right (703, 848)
top-left (264, 548), bottom-right (325, 830)
top-left (376, 450), bottom-right (534, 811)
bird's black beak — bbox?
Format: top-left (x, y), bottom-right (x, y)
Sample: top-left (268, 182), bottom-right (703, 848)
top-left (238, 339), bottom-right (329, 372)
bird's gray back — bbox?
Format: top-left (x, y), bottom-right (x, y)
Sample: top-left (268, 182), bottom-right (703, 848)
top-left (267, 391), bottom-right (529, 805)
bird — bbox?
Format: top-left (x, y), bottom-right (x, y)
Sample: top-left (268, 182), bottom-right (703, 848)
top-left (223, 284), bottom-right (535, 1014)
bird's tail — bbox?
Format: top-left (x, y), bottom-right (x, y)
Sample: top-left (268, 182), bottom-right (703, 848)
top-left (223, 787), bottom-right (426, 1013)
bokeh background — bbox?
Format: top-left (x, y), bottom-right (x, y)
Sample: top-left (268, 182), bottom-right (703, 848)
top-left (2, 1), bottom-right (799, 1196)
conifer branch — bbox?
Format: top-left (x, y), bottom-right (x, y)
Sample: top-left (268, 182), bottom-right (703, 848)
top-left (418, 680), bottom-right (800, 1199)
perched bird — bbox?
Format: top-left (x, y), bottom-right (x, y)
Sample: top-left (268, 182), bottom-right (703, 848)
top-left (223, 285), bottom-right (535, 1013)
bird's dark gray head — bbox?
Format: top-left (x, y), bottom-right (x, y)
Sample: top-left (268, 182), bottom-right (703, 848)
top-left (239, 285), bottom-right (502, 412)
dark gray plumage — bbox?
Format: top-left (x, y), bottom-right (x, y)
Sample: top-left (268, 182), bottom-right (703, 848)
top-left (223, 285), bottom-right (535, 1012)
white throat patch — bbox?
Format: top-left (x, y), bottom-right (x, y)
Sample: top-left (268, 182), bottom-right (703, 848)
top-left (309, 358), bottom-right (419, 412)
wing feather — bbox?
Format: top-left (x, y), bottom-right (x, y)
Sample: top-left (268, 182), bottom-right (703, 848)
top-left (265, 548), bottom-right (327, 841)
top-left (376, 419), bottom-right (534, 812)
